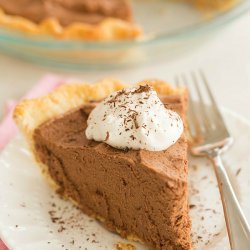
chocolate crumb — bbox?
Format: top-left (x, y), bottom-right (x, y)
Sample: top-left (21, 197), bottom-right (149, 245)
top-left (192, 164), bottom-right (198, 171)
top-left (236, 168), bottom-right (241, 176)
top-left (58, 225), bottom-right (66, 232)
top-left (189, 204), bottom-right (196, 209)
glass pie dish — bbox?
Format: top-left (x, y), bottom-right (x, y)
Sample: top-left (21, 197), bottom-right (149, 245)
top-left (0, 0), bottom-right (249, 69)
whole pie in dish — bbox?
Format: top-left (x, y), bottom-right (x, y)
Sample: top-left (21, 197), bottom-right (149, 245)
top-left (0, 0), bottom-right (236, 41)
top-left (14, 79), bottom-right (191, 249)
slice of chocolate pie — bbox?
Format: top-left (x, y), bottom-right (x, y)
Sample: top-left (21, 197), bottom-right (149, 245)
top-left (14, 79), bottom-right (191, 249)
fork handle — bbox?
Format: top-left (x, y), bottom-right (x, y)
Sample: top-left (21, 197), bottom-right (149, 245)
top-left (211, 154), bottom-right (250, 250)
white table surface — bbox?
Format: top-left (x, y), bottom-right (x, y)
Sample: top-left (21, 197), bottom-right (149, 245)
top-left (0, 11), bottom-right (250, 121)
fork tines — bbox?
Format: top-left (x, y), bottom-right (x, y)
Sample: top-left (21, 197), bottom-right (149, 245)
top-left (175, 70), bottom-right (231, 144)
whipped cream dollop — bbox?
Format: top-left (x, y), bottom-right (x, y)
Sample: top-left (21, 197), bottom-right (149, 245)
top-left (85, 85), bottom-right (183, 151)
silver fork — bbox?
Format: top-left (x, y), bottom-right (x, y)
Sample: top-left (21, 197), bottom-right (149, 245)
top-left (176, 70), bottom-right (250, 250)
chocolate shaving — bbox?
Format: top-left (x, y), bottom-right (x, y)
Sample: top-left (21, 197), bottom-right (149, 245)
top-left (107, 89), bottom-right (126, 104)
top-left (236, 168), bottom-right (241, 176)
top-left (130, 112), bottom-right (139, 129)
top-left (132, 84), bottom-right (151, 94)
top-left (130, 135), bottom-right (136, 140)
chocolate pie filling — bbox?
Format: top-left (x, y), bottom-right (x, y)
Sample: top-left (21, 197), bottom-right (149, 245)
top-left (0, 0), bottom-right (132, 26)
top-left (33, 94), bottom-right (191, 250)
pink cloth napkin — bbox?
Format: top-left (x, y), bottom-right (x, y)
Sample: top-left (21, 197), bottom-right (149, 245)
top-left (0, 74), bottom-right (69, 249)
top-left (0, 74), bottom-right (66, 151)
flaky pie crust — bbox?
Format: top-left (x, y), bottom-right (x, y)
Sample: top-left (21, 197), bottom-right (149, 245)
top-left (0, 8), bottom-right (141, 41)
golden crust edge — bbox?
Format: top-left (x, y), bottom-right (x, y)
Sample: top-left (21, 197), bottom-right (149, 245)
top-left (0, 8), bottom-right (141, 41)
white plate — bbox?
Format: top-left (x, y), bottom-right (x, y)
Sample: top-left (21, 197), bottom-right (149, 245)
top-left (0, 108), bottom-right (250, 250)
